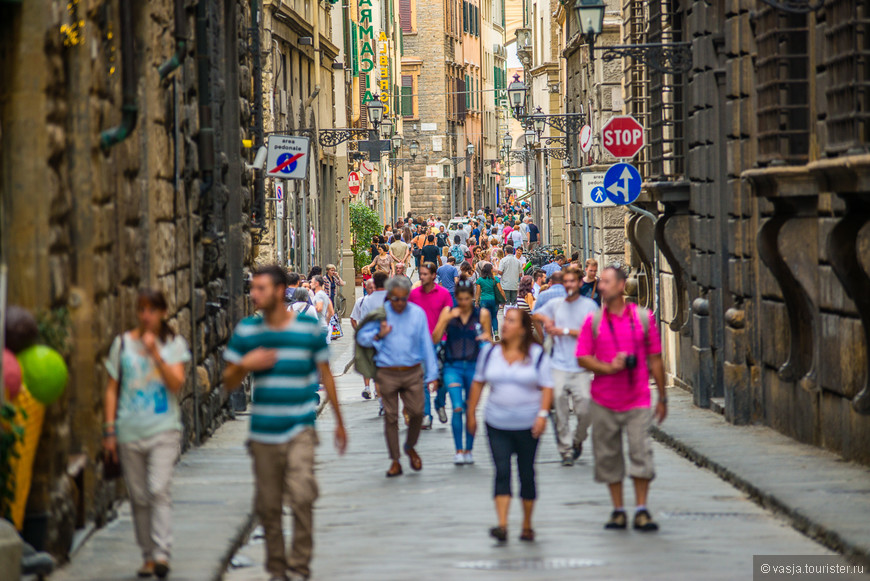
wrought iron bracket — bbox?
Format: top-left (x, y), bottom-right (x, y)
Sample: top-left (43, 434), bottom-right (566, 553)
top-left (543, 147), bottom-right (569, 160)
top-left (758, 0), bottom-right (825, 13)
top-left (545, 137), bottom-right (567, 146)
top-left (318, 128), bottom-right (373, 147)
top-left (388, 157), bottom-right (415, 168)
top-left (597, 42), bottom-right (693, 75)
top-left (509, 150), bottom-right (532, 163)
top-left (517, 113), bottom-right (585, 135)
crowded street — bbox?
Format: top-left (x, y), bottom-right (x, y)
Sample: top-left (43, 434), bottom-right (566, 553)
top-left (4, 0), bottom-right (870, 579)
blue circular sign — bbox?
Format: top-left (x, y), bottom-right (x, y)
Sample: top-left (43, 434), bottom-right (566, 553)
top-left (603, 163), bottom-right (641, 205)
top-left (275, 152), bottom-right (298, 174)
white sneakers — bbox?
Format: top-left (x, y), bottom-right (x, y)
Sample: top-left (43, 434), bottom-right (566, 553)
top-left (454, 452), bottom-right (475, 465)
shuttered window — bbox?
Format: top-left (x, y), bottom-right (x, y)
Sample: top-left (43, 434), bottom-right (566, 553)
top-left (463, 1), bottom-right (468, 33)
top-left (399, 0), bottom-right (413, 33)
top-left (401, 75), bottom-right (414, 118)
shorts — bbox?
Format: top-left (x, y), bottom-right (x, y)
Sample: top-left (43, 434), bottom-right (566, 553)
top-left (590, 401), bottom-right (655, 483)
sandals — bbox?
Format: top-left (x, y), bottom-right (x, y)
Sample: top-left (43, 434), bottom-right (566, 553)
top-left (489, 526), bottom-right (508, 542)
top-left (520, 528), bottom-right (535, 542)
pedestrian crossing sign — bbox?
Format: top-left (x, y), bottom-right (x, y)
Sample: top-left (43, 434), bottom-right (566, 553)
top-left (581, 171), bottom-right (616, 208)
top-left (265, 135), bottom-right (310, 180)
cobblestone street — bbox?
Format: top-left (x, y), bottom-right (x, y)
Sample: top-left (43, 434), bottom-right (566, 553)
top-left (223, 334), bottom-right (835, 581)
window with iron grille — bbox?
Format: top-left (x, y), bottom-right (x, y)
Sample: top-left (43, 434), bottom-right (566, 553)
top-left (622, 0), bottom-right (650, 177)
top-left (824, 0), bottom-right (870, 156)
top-left (755, 7), bottom-right (810, 166)
top-left (647, 0), bottom-right (686, 181)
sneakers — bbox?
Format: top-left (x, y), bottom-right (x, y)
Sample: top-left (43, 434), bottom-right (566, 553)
top-left (362, 389), bottom-right (372, 400)
top-left (572, 442), bottom-right (583, 460)
top-left (154, 561), bottom-right (170, 579)
top-left (454, 453), bottom-right (466, 465)
top-left (437, 407), bottom-right (448, 423)
top-left (137, 562), bottom-right (155, 578)
top-left (633, 509), bottom-right (659, 532)
top-left (604, 509), bottom-right (628, 530)
top-left (561, 456), bottom-right (574, 467)
top-left (463, 451), bottom-right (474, 464)
top-left (422, 416), bottom-right (433, 430)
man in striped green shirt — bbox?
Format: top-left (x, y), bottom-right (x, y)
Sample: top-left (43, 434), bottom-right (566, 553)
top-left (223, 265), bottom-right (346, 581)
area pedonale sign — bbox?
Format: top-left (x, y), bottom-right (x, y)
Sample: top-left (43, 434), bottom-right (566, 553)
top-left (601, 115), bottom-right (645, 159)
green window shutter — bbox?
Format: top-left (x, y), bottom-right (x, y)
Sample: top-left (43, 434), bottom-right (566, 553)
top-left (401, 76), bottom-right (414, 117)
top-left (463, 1), bottom-right (467, 32)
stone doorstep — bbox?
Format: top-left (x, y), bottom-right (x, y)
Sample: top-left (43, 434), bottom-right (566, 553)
top-left (651, 389), bottom-right (870, 567)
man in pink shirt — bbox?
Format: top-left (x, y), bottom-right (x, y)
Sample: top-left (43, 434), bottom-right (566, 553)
top-left (409, 262), bottom-right (454, 428)
top-left (576, 265), bottom-right (667, 532)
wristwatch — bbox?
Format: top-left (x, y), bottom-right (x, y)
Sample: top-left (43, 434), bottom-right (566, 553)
top-left (537, 409), bottom-right (549, 418)
top-left (562, 327), bottom-right (570, 336)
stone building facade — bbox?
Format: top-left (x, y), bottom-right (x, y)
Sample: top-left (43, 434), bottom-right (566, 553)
top-left (610, 0), bottom-right (870, 465)
top-left (560, 0), bottom-right (627, 266)
top-left (1, 0), bottom-right (254, 557)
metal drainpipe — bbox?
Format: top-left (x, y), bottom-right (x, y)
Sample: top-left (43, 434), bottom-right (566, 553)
top-left (196, 0), bottom-right (216, 242)
top-left (252, 0), bottom-right (266, 228)
top-left (100, 0), bottom-right (138, 150)
top-left (158, 0), bottom-right (188, 80)
top-left (626, 203), bottom-right (660, 323)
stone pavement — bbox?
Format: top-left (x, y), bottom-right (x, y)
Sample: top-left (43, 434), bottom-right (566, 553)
top-left (652, 388), bottom-right (870, 564)
top-left (225, 373), bottom-right (838, 581)
top-left (47, 323), bottom-right (358, 581)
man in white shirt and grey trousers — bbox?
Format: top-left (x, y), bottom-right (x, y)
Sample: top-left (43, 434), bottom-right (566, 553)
top-left (532, 265), bottom-right (598, 466)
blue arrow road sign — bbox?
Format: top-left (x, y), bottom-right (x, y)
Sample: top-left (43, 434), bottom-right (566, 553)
top-left (603, 162), bottom-right (641, 205)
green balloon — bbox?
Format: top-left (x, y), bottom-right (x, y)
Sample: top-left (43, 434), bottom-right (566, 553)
top-left (16, 345), bottom-right (69, 405)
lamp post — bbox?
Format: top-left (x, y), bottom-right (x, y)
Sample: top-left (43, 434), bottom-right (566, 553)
top-left (574, 0), bottom-right (692, 74)
top-left (465, 142), bottom-right (475, 213)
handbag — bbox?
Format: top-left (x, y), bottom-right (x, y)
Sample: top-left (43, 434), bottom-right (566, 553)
top-left (102, 335), bottom-right (124, 481)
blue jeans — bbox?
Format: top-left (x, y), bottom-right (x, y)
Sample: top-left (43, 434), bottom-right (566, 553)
top-left (424, 345), bottom-right (447, 418)
top-left (480, 300), bottom-right (499, 334)
top-left (443, 360), bottom-right (476, 451)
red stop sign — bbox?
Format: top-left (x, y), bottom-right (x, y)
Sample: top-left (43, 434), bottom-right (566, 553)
top-left (601, 115), bottom-right (645, 159)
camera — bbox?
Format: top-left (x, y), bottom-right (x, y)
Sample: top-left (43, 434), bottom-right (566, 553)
top-left (624, 354), bottom-right (638, 370)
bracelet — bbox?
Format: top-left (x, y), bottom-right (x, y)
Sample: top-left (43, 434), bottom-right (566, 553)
top-left (102, 421), bottom-right (115, 429)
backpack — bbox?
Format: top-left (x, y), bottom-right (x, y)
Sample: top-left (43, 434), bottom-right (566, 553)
top-left (590, 305), bottom-right (651, 346)
top-left (353, 307), bottom-right (387, 380)
top-left (451, 244), bottom-right (465, 263)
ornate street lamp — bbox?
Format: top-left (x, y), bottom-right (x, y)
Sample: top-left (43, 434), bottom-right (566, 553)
top-left (409, 140), bottom-right (420, 160)
top-left (524, 128), bottom-right (537, 147)
top-left (532, 107), bottom-right (547, 138)
top-left (574, 0), bottom-right (605, 43)
top-left (391, 134), bottom-right (403, 151)
top-left (507, 74), bottom-right (526, 118)
top-left (379, 117), bottom-right (393, 139)
top-left (502, 133), bottom-right (512, 151)
top-left (577, 0), bottom-right (692, 75)
top-left (367, 95), bottom-right (384, 128)
top-left (466, 143), bottom-right (475, 157)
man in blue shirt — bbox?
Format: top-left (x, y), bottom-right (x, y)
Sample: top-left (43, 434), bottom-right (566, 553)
top-left (542, 254), bottom-right (567, 278)
top-left (436, 256), bottom-right (460, 304)
top-left (533, 270), bottom-right (568, 313)
top-left (357, 276), bottom-right (439, 477)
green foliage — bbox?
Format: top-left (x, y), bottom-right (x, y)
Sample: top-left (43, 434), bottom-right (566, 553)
top-left (0, 403), bottom-right (25, 522)
top-left (36, 307), bottom-right (72, 357)
top-left (349, 202), bottom-right (382, 272)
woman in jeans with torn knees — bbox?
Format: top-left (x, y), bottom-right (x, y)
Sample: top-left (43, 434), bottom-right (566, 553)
top-left (466, 308), bottom-right (554, 544)
top-left (431, 280), bottom-right (492, 466)
top-left (103, 289), bottom-right (190, 579)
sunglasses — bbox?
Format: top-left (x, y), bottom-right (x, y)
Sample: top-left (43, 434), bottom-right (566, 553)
top-left (389, 296), bottom-right (408, 303)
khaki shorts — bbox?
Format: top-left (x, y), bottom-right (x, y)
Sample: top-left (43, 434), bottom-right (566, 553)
top-left (590, 401), bottom-right (655, 483)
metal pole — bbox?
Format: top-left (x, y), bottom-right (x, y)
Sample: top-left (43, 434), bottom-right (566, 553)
top-left (276, 185), bottom-right (285, 266)
top-left (300, 181), bottom-right (309, 273)
top-left (582, 206), bottom-right (589, 263)
top-left (465, 156), bottom-right (472, 213)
